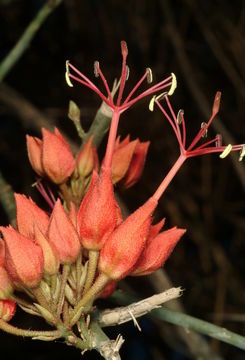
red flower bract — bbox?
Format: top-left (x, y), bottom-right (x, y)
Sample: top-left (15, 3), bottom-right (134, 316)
top-left (27, 128), bottom-right (75, 184)
top-left (15, 193), bottom-right (49, 239)
top-left (42, 128), bottom-right (75, 184)
top-left (48, 199), bottom-right (81, 264)
top-left (77, 166), bottom-right (116, 251)
top-left (132, 227), bottom-right (186, 276)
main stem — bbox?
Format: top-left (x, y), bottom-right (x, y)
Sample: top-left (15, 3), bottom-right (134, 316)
top-left (153, 154), bottom-right (186, 201)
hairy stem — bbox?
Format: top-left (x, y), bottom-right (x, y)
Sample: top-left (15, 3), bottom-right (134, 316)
top-left (0, 319), bottom-right (60, 338)
top-left (83, 251), bottom-right (99, 294)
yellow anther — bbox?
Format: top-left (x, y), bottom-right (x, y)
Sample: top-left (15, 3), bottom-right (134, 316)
top-left (168, 73), bottom-right (177, 96)
top-left (149, 95), bottom-right (156, 111)
top-left (65, 60), bottom-right (73, 87)
top-left (94, 61), bottom-right (100, 77)
top-left (126, 65), bottom-right (130, 80)
top-left (239, 144), bottom-right (245, 162)
top-left (177, 110), bottom-right (184, 125)
top-left (201, 122), bottom-right (208, 138)
top-left (219, 144), bottom-right (232, 159)
top-left (146, 67), bottom-right (153, 83)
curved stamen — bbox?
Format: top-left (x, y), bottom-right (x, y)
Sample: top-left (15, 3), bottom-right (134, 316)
top-left (165, 95), bottom-right (183, 147)
top-left (179, 111), bottom-right (186, 148)
top-left (194, 137), bottom-right (220, 151)
top-left (69, 74), bottom-right (112, 108)
top-left (94, 61), bottom-right (113, 104)
top-left (187, 125), bottom-right (208, 152)
top-left (68, 62), bottom-right (100, 90)
top-left (187, 144), bottom-right (243, 158)
top-left (187, 93), bottom-right (221, 152)
top-left (36, 181), bottom-right (55, 209)
top-left (122, 69), bottom-right (148, 105)
top-left (121, 80), bottom-right (172, 111)
top-left (155, 99), bottom-right (184, 153)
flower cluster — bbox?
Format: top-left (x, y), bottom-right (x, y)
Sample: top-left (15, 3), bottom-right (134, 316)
top-left (0, 41), bottom-right (243, 356)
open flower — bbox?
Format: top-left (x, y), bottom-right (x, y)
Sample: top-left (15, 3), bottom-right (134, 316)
top-left (66, 41), bottom-right (174, 114)
top-left (27, 128), bottom-right (75, 184)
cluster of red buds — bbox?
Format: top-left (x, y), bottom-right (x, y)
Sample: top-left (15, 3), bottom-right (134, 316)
top-left (0, 41), bottom-right (244, 353)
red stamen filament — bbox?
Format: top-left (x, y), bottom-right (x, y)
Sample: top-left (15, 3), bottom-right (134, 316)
top-left (116, 48), bottom-right (128, 106)
top-left (36, 181), bottom-right (55, 209)
top-left (155, 99), bottom-right (184, 153)
top-left (180, 112), bottom-right (186, 148)
top-left (165, 95), bottom-right (183, 148)
top-left (94, 63), bottom-right (113, 104)
top-left (123, 70), bottom-right (148, 104)
top-left (120, 79), bottom-right (172, 112)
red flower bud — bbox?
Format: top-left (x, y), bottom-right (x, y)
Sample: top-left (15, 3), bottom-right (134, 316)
top-left (77, 167), bottom-right (116, 251)
top-left (15, 193), bottom-right (49, 239)
top-left (99, 197), bottom-right (157, 280)
top-left (42, 128), bottom-right (75, 184)
top-left (132, 227), bottom-right (186, 276)
top-left (0, 226), bottom-right (44, 288)
top-left (0, 299), bottom-right (16, 321)
top-left (76, 137), bottom-right (99, 177)
top-left (0, 266), bottom-right (13, 299)
top-left (48, 199), bottom-right (81, 264)
top-left (34, 224), bottom-right (60, 275)
top-left (119, 140), bottom-right (150, 189)
top-left (26, 135), bottom-right (44, 176)
top-left (111, 136), bottom-right (138, 184)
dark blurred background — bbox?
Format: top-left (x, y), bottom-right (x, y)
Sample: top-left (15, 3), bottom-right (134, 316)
top-left (0, 0), bottom-right (245, 359)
